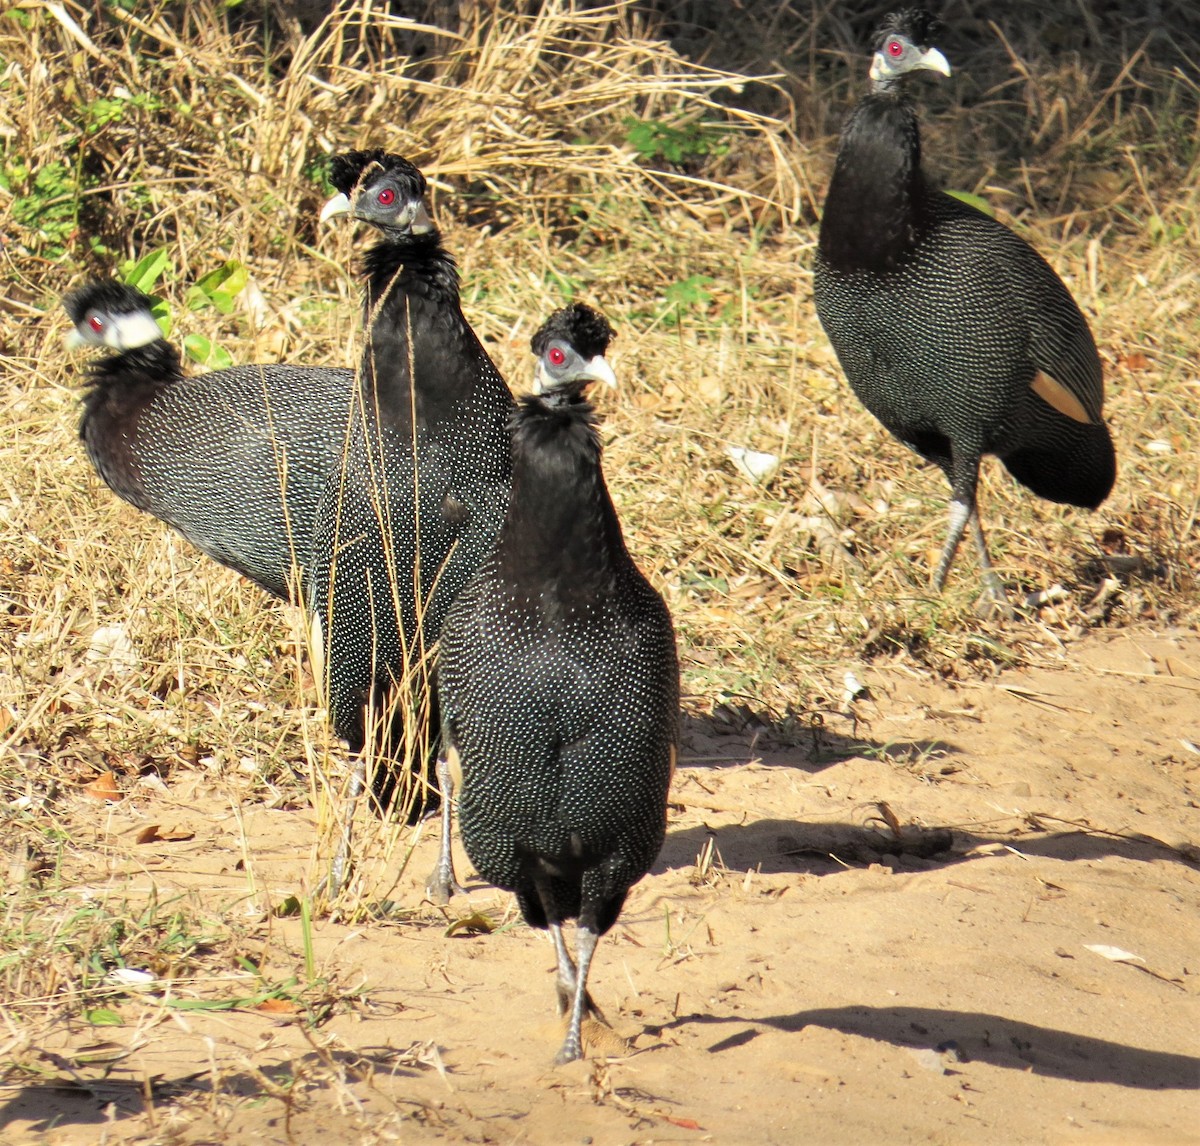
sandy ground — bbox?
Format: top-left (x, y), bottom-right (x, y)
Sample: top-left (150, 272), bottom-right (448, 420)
top-left (3, 627), bottom-right (1198, 1144)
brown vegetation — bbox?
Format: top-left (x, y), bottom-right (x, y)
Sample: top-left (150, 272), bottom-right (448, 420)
top-left (0, 1), bottom-right (1197, 1141)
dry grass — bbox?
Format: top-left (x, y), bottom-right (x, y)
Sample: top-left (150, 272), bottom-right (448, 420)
top-left (0, 0), bottom-right (1198, 1105)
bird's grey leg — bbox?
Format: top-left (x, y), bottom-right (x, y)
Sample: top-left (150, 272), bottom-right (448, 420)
top-left (969, 506), bottom-right (1009, 606)
top-left (936, 452), bottom-right (1007, 602)
top-left (555, 925), bottom-right (600, 1065)
top-left (933, 497), bottom-right (972, 592)
top-left (549, 922), bottom-right (578, 1015)
top-left (424, 753), bottom-right (464, 902)
top-left (328, 751), bottom-right (366, 896)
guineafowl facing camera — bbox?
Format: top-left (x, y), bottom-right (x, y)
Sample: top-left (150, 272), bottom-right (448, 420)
top-left (813, 8), bottom-right (1116, 600)
top-left (437, 305), bottom-right (678, 1064)
top-left (64, 281), bottom-right (354, 601)
top-left (425, 303), bottom-right (619, 904)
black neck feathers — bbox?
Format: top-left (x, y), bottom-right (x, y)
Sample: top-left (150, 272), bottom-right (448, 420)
top-left (496, 393), bottom-right (629, 597)
top-left (359, 231), bottom-right (486, 426)
top-left (818, 92), bottom-right (931, 273)
top-left (361, 229), bottom-right (459, 312)
top-left (79, 340), bottom-right (184, 439)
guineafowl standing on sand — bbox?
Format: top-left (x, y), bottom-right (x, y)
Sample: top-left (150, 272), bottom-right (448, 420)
top-left (813, 8), bottom-right (1115, 599)
top-left (425, 301), bottom-right (619, 904)
top-left (437, 305), bottom-right (678, 1064)
top-left (64, 280), bottom-right (353, 602)
top-left (310, 151), bottom-right (514, 851)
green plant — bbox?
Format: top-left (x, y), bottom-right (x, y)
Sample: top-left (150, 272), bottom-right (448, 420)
top-left (0, 157), bottom-right (82, 258)
top-left (119, 249), bottom-right (248, 368)
top-left (84, 90), bottom-right (163, 131)
top-left (661, 273), bottom-right (714, 319)
top-left (623, 116), bottom-right (732, 166)
top-left (945, 188), bottom-right (995, 217)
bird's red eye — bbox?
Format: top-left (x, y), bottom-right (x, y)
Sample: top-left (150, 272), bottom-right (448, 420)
top-left (887, 38), bottom-right (904, 57)
top-left (377, 187), bottom-right (396, 206)
top-left (548, 346), bottom-right (566, 367)
top-left (88, 315), bottom-right (105, 332)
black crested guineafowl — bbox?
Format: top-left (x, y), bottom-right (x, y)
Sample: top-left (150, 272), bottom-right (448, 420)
top-left (437, 306), bottom-right (679, 1064)
top-left (813, 8), bottom-right (1116, 599)
top-left (425, 302), bottom-right (620, 903)
top-left (311, 151), bottom-right (514, 859)
top-left (64, 280), bottom-right (353, 601)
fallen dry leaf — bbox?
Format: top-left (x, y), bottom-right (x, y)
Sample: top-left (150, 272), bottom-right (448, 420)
top-left (82, 771), bottom-right (122, 803)
top-left (133, 824), bottom-right (195, 844)
top-left (255, 998), bottom-right (300, 1014)
top-left (444, 912), bottom-right (497, 937)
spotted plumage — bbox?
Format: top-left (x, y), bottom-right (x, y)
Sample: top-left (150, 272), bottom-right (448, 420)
top-left (813, 8), bottom-right (1116, 596)
top-left (64, 281), bottom-right (353, 601)
top-left (309, 151), bottom-right (514, 821)
top-left (438, 307), bottom-right (678, 1063)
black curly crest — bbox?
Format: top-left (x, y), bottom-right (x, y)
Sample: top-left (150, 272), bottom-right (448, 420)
top-left (530, 303), bottom-right (615, 363)
top-left (63, 281), bottom-right (154, 325)
top-left (329, 149), bottom-right (427, 198)
top-left (873, 8), bottom-right (943, 51)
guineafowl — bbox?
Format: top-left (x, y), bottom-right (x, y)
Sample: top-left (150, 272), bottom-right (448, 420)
top-left (437, 306), bottom-right (678, 1063)
top-left (813, 8), bottom-right (1115, 598)
top-left (64, 280), bottom-right (353, 601)
top-left (426, 302), bottom-right (619, 903)
top-left (310, 151), bottom-right (514, 844)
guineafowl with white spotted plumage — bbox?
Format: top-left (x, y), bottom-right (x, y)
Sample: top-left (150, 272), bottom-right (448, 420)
top-left (813, 8), bottom-right (1116, 598)
top-left (437, 305), bottom-right (678, 1064)
top-left (309, 151), bottom-right (515, 843)
top-left (63, 280), bottom-right (352, 602)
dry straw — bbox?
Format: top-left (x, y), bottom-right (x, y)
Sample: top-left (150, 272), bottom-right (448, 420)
top-left (0, 0), bottom-right (1196, 928)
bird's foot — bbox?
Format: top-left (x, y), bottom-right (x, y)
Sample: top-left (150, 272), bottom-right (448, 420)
top-left (553, 1034), bottom-right (585, 1066)
top-left (424, 861), bottom-right (465, 904)
top-left (973, 593), bottom-right (1014, 621)
top-left (973, 571), bottom-right (1014, 620)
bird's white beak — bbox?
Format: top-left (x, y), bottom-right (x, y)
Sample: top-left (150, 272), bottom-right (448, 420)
top-left (319, 192), bottom-right (352, 224)
top-left (869, 44), bottom-right (952, 83)
top-left (579, 354), bottom-right (617, 391)
top-left (64, 329), bottom-right (86, 351)
top-left (406, 201), bottom-right (435, 235)
top-left (918, 46), bottom-right (952, 77)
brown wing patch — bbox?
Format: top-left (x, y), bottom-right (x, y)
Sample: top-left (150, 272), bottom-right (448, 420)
top-left (1031, 370), bottom-right (1094, 424)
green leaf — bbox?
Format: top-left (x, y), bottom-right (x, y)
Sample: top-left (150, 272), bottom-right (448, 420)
top-left (84, 1007), bottom-right (124, 1027)
top-left (122, 249), bottom-right (172, 295)
top-left (150, 298), bottom-right (172, 338)
top-left (273, 895), bottom-right (303, 918)
top-left (945, 189), bottom-right (995, 217)
top-left (184, 333), bottom-right (234, 368)
top-left (166, 997), bottom-right (241, 1011)
top-left (623, 116), bottom-right (731, 165)
top-left (188, 261), bottom-right (249, 313)
top-left (183, 333), bottom-right (212, 365)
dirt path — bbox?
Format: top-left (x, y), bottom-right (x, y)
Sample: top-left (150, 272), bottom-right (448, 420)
top-left (4, 628), bottom-right (1198, 1144)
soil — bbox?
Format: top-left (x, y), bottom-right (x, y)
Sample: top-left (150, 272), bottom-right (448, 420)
top-left (3, 628), bottom-right (1198, 1144)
